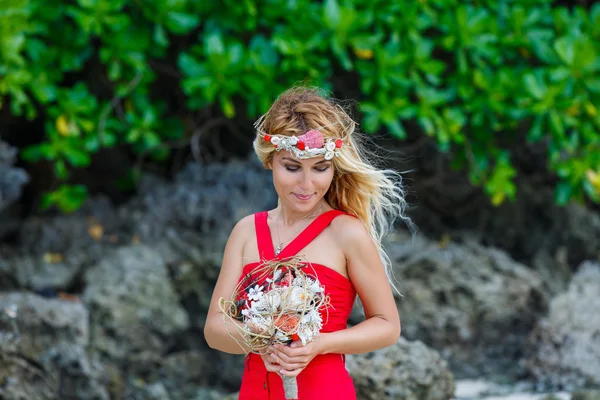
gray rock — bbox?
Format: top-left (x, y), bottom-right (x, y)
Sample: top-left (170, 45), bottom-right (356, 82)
top-left (128, 159), bottom-right (276, 254)
top-left (9, 196), bottom-right (129, 293)
top-left (385, 233), bottom-right (548, 379)
top-left (572, 389), bottom-right (600, 400)
top-left (7, 254), bottom-right (83, 291)
top-left (40, 344), bottom-right (110, 400)
top-left (0, 140), bottom-right (29, 212)
top-left (346, 337), bottom-right (455, 400)
top-left (124, 160), bottom-right (276, 330)
top-left (159, 351), bottom-right (243, 397)
top-left (0, 140), bottom-right (29, 241)
top-left (83, 245), bottom-right (190, 365)
top-left (0, 292), bottom-right (88, 356)
top-left (526, 261), bottom-right (600, 390)
top-left (0, 292), bottom-right (109, 400)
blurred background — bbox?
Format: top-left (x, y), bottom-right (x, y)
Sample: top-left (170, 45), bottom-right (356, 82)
top-left (1, 0), bottom-right (599, 399)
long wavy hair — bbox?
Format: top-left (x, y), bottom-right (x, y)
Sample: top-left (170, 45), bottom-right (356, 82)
top-left (253, 87), bottom-right (413, 293)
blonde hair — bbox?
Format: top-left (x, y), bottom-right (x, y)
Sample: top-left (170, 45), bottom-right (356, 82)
top-left (253, 87), bottom-right (413, 293)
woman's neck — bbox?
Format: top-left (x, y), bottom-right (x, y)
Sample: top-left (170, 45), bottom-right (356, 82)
top-left (277, 200), bottom-right (324, 226)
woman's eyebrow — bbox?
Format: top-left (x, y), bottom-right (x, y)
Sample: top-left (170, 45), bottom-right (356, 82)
top-left (281, 157), bottom-right (331, 165)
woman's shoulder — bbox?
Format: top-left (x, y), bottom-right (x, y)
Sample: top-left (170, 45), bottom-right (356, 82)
top-left (232, 213), bottom-right (257, 234)
top-left (329, 212), bottom-right (370, 243)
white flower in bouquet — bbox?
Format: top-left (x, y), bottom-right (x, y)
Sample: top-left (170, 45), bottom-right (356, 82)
top-left (248, 285), bottom-right (264, 301)
top-left (300, 308), bottom-right (321, 325)
top-left (286, 286), bottom-right (310, 310)
top-left (293, 277), bottom-right (324, 294)
top-left (250, 289), bottom-right (281, 314)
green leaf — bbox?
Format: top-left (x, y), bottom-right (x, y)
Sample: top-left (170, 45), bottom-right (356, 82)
top-left (555, 181), bottom-right (573, 205)
top-left (21, 145), bottom-right (43, 162)
top-left (55, 184), bottom-right (88, 213)
top-left (554, 36), bottom-right (574, 66)
top-left (220, 95), bottom-right (235, 118)
top-left (205, 32), bottom-right (225, 56)
top-left (166, 11), bottom-right (199, 34)
top-left (178, 53), bottom-right (205, 76)
top-left (54, 159), bottom-right (69, 180)
top-left (154, 24), bottom-right (168, 47)
top-left (549, 110), bottom-right (564, 137)
top-left (527, 115), bottom-right (545, 142)
top-left (584, 78), bottom-right (600, 93)
top-left (63, 147), bottom-right (91, 167)
top-left (324, 0), bottom-right (341, 28)
top-left (524, 73), bottom-right (546, 100)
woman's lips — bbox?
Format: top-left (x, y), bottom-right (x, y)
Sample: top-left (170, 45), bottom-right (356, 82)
top-left (293, 193), bottom-right (313, 200)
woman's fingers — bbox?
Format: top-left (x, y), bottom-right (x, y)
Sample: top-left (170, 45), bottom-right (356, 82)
top-left (280, 367), bottom-right (304, 377)
top-left (271, 349), bottom-right (308, 365)
top-left (270, 352), bottom-right (305, 370)
top-left (260, 354), bottom-right (280, 372)
top-left (273, 344), bottom-right (308, 357)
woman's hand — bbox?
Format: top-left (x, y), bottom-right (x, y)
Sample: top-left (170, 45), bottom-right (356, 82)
top-left (265, 337), bottom-right (324, 377)
top-left (260, 351), bottom-right (282, 375)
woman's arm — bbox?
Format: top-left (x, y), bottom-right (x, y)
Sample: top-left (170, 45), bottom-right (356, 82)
top-left (204, 215), bottom-right (254, 354)
top-left (318, 216), bottom-right (401, 354)
top-left (266, 216), bottom-right (400, 376)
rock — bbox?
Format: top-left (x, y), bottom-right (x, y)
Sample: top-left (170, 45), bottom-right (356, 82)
top-left (128, 158), bottom-right (276, 258)
top-left (410, 180), bottom-right (600, 270)
top-left (0, 140), bottom-right (29, 240)
top-left (0, 292), bottom-right (88, 356)
top-left (572, 390), bottom-right (600, 400)
top-left (0, 292), bottom-right (109, 400)
top-left (531, 248), bottom-right (572, 297)
top-left (526, 261), bottom-right (600, 390)
top-left (124, 160), bottom-right (276, 330)
top-left (346, 337), bottom-right (455, 400)
top-left (6, 196), bottom-right (129, 293)
top-left (0, 140), bottom-right (29, 212)
top-left (39, 344), bottom-right (110, 400)
top-left (83, 245), bottom-right (190, 365)
top-left (385, 233), bottom-right (548, 379)
top-left (6, 254), bottom-right (83, 291)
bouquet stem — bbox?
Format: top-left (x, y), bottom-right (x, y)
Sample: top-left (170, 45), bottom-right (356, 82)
top-left (282, 375), bottom-right (298, 399)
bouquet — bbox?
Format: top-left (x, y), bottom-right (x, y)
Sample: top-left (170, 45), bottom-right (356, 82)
top-left (219, 257), bottom-right (330, 400)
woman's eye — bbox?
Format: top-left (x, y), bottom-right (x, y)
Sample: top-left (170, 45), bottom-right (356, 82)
top-left (315, 167), bottom-right (330, 172)
top-left (285, 166), bottom-right (300, 172)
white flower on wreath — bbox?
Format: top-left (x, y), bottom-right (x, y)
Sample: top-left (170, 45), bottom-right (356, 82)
top-left (248, 285), bottom-right (264, 301)
top-left (245, 315), bottom-right (275, 336)
top-left (293, 277), bottom-right (323, 294)
top-left (266, 269), bottom-right (283, 284)
top-left (297, 323), bottom-right (320, 345)
top-left (300, 308), bottom-right (322, 325)
top-left (251, 291), bottom-right (281, 313)
top-left (287, 286), bottom-right (312, 309)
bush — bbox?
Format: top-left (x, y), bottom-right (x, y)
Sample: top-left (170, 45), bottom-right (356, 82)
top-left (1, 0), bottom-right (599, 211)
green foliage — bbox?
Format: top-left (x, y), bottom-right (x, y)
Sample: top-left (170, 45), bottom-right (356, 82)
top-left (1, 0), bottom-right (600, 211)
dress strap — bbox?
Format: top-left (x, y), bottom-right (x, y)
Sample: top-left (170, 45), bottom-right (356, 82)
top-left (254, 212), bottom-right (275, 260)
top-left (276, 210), bottom-right (351, 259)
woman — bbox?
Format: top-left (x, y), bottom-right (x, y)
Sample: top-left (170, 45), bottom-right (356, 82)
top-left (204, 87), bottom-right (410, 399)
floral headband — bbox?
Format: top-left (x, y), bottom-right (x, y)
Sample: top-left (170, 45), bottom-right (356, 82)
top-left (263, 129), bottom-right (343, 160)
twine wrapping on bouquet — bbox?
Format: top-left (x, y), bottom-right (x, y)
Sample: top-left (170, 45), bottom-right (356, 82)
top-left (219, 257), bottom-right (330, 399)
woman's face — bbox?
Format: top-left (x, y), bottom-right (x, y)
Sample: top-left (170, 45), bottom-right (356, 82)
top-left (271, 150), bottom-right (335, 214)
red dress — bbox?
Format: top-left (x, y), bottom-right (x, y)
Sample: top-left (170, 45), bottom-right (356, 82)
top-left (238, 210), bottom-right (357, 400)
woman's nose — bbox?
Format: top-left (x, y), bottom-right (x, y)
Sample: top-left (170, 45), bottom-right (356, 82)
top-left (299, 170), bottom-right (313, 189)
